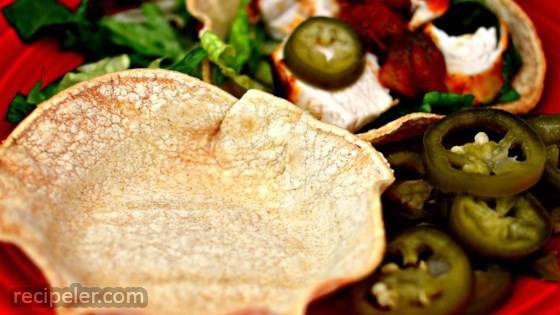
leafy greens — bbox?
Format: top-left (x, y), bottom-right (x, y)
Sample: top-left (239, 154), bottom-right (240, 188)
top-left (100, 4), bottom-right (184, 60)
top-left (6, 55), bottom-right (131, 124)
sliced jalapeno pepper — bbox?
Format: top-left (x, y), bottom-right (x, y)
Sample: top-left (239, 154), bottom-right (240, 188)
top-left (284, 17), bottom-right (364, 88)
top-left (544, 145), bottom-right (560, 190)
top-left (384, 150), bottom-right (437, 220)
top-left (386, 180), bottom-right (434, 220)
top-left (526, 115), bottom-right (560, 145)
top-left (465, 265), bottom-right (513, 315)
top-left (551, 207), bottom-right (560, 234)
top-left (351, 227), bottom-right (473, 315)
top-left (527, 115), bottom-right (560, 191)
top-left (533, 251), bottom-right (560, 282)
top-left (386, 150), bottom-right (426, 176)
top-left (423, 109), bottom-right (546, 197)
top-left (450, 194), bottom-right (551, 259)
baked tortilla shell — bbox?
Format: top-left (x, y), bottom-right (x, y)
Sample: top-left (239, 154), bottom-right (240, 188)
top-left (187, 0), bottom-right (544, 115)
top-left (186, 0), bottom-right (241, 38)
top-left (359, 113), bottom-right (443, 146)
top-left (360, 0), bottom-right (546, 141)
top-left (0, 69), bottom-right (393, 315)
top-left (486, 0), bottom-right (546, 113)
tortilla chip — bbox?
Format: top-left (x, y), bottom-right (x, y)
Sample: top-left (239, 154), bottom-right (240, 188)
top-left (187, 0), bottom-right (241, 38)
top-left (0, 69), bottom-right (393, 315)
top-left (359, 113), bottom-right (443, 145)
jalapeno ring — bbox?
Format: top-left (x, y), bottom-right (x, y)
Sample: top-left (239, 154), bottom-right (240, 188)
top-left (450, 194), bottom-right (551, 259)
top-left (465, 265), bottom-right (513, 315)
top-left (527, 115), bottom-right (560, 191)
top-left (284, 17), bottom-right (364, 88)
top-left (351, 227), bottom-right (473, 315)
top-left (423, 109), bottom-right (546, 197)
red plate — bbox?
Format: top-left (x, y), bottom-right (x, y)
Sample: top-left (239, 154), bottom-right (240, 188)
top-left (0, 0), bottom-right (559, 314)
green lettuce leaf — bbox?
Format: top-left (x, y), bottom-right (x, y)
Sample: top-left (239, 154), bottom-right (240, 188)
top-left (149, 47), bottom-right (208, 78)
top-left (496, 40), bottom-right (522, 103)
top-left (228, 0), bottom-right (252, 72)
top-left (422, 92), bottom-right (475, 112)
top-left (168, 48), bottom-right (208, 76)
top-left (58, 54), bottom-right (130, 91)
top-left (6, 55), bottom-right (131, 124)
top-left (497, 83), bottom-right (521, 103)
top-left (3, 0), bottom-right (120, 60)
top-left (6, 95), bottom-right (36, 124)
top-left (100, 3), bottom-right (183, 59)
top-left (5, 82), bottom-right (57, 124)
top-left (201, 31), bottom-right (269, 91)
top-left (27, 82), bottom-right (58, 105)
top-left (254, 60), bottom-right (274, 87)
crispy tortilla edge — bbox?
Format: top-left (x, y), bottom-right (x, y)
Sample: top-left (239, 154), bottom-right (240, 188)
top-left (488, 0), bottom-right (547, 114)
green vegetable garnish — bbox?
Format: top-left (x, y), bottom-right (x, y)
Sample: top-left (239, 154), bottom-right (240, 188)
top-left (352, 227), bottom-right (473, 315)
top-left (149, 47), bottom-right (209, 78)
top-left (58, 54), bottom-right (130, 91)
top-left (5, 55), bottom-right (131, 124)
top-left (5, 82), bottom-right (58, 124)
top-left (533, 251), bottom-right (560, 281)
top-left (422, 92), bottom-right (474, 113)
top-left (228, 0), bottom-right (252, 73)
top-left (450, 194), bottom-right (551, 259)
top-left (366, 92), bottom-right (473, 130)
top-left (284, 17), bottom-right (363, 88)
top-left (224, 0), bottom-right (274, 88)
top-left (497, 40), bottom-right (522, 103)
top-left (201, 32), bottom-right (269, 91)
top-left (423, 109), bottom-right (546, 197)
top-left (100, 4), bottom-right (184, 60)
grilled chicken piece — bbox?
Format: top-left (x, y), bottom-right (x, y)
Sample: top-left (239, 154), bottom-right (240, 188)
top-left (272, 47), bottom-right (395, 132)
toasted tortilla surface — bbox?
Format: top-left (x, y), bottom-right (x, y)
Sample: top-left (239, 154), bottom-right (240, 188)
top-left (0, 69), bottom-right (393, 315)
top-left (486, 0), bottom-right (546, 113)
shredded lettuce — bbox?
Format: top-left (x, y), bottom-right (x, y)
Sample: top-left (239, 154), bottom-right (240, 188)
top-left (497, 40), bottom-right (522, 103)
top-left (6, 55), bottom-right (131, 124)
top-left (58, 54), bottom-right (130, 91)
top-left (422, 92), bottom-right (474, 112)
top-left (3, 0), bottom-right (116, 60)
top-left (203, 0), bottom-right (275, 90)
top-left (5, 82), bottom-right (54, 124)
top-left (254, 61), bottom-right (274, 87)
top-left (201, 32), bottom-right (269, 91)
top-left (6, 95), bottom-right (37, 125)
top-left (150, 47), bottom-right (209, 78)
top-left (100, 4), bottom-right (184, 60)
top-left (5, 81), bottom-right (61, 124)
top-left (197, 0), bottom-right (274, 91)
top-left (228, 0), bottom-right (253, 73)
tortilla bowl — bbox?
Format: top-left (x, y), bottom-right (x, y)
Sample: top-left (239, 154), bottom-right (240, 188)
top-left (358, 113), bottom-right (443, 146)
top-left (0, 69), bottom-right (393, 315)
top-left (485, 0), bottom-right (546, 113)
top-left (187, 0), bottom-right (545, 115)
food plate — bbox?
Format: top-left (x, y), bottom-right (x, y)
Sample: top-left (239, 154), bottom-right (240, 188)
top-left (0, 0), bottom-right (559, 314)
